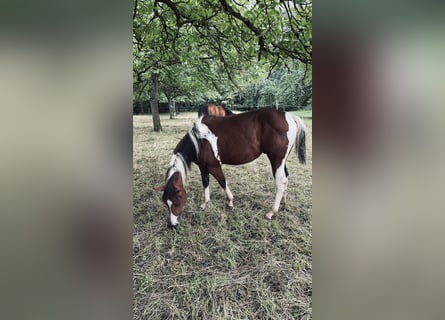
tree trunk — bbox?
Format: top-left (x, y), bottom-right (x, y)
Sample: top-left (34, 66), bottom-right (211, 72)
top-left (150, 74), bottom-right (162, 131)
top-left (139, 101), bottom-right (144, 114)
top-left (168, 97), bottom-right (176, 119)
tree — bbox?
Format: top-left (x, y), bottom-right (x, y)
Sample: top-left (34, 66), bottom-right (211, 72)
top-left (158, 60), bottom-right (228, 119)
top-left (150, 73), bottom-right (162, 131)
top-left (233, 61), bottom-right (312, 108)
top-left (133, 0), bottom-right (312, 130)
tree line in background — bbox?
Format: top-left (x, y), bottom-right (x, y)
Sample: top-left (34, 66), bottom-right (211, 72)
top-left (134, 0), bottom-right (312, 131)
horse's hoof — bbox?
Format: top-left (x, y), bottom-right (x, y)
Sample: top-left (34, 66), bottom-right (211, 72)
top-left (265, 212), bottom-right (274, 220)
top-left (168, 221), bottom-right (179, 229)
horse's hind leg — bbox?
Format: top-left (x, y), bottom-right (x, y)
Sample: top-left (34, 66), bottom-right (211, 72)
top-left (283, 165), bottom-right (289, 208)
top-left (266, 157), bottom-right (289, 220)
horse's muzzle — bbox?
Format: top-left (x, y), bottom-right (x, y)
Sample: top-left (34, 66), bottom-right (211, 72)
top-left (170, 213), bottom-right (180, 227)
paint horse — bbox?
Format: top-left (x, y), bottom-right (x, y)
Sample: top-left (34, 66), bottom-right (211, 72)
top-left (198, 103), bottom-right (234, 117)
top-left (155, 108), bottom-right (307, 226)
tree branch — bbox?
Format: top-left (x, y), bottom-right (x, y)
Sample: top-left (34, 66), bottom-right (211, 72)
top-left (217, 0), bottom-right (267, 60)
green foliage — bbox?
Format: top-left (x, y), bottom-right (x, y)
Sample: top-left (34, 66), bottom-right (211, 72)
top-left (133, 0), bottom-right (312, 106)
top-left (234, 61), bottom-right (312, 107)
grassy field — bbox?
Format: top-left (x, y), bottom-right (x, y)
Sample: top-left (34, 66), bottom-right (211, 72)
top-left (133, 109), bottom-right (312, 319)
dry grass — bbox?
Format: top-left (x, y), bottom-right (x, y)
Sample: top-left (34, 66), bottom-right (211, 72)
top-left (133, 110), bottom-right (312, 319)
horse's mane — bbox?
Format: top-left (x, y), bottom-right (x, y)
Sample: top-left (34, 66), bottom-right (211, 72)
top-left (166, 131), bottom-right (200, 185)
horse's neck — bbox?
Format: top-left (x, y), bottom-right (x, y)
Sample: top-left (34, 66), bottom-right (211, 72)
top-left (177, 132), bottom-right (199, 165)
top-left (168, 133), bottom-right (199, 186)
top-left (187, 130), bottom-right (200, 159)
top-left (192, 120), bottom-right (221, 164)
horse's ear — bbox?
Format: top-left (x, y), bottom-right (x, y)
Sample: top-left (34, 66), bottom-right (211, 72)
top-left (153, 185), bottom-right (165, 192)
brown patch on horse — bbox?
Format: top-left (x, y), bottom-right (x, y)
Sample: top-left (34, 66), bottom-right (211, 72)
top-left (200, 109), bottom-right (289, 166)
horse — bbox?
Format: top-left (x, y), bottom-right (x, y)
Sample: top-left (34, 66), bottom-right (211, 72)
top-left (198, 103), bottom-right (234, 117)
top-left (154, 108), bottom-right (307, 227)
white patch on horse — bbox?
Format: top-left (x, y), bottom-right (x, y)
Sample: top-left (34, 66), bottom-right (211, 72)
top-left (200, 186), bottom-right (210, 209)
top-left (167, 199), bottom-right (179, 226)
top-left (266, 113), bottom-right (297, 219)
top-left (188, 129), bottom-right (200, 157)
top-left (170, 213), bottom-right (179, 226)
top-left (225, 184), bottom-right (234, 207)
top-left (194, 117), bottom-right (221, 164)
top-left (167, 153), bottom-right (187, 184)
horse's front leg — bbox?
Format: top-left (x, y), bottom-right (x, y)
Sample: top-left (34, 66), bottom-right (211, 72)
top-left (225, 184), bottom-right (234, 208)
top-left (209, 165), bottom-right (233, 208)
top-left (200, 167), bottom-right (210, 209)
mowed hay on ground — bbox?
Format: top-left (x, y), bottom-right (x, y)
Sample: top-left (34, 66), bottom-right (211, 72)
top-left (133, 111), bottom-right (312, 320)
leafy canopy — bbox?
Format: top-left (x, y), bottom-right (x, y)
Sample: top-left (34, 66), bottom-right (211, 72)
top-left (133, 0), bottom-right (312, 104)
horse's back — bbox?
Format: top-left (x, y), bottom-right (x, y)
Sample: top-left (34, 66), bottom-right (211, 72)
top-left (202, 108), bottom-right (286, 130)
top-left (200, 108), bottom-right (289, 162)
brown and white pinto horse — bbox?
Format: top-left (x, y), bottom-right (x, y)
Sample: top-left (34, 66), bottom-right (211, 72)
top-left (154, 108), bottom-right (306, 226)
top-left (198, 103), bottom-right (234, 117)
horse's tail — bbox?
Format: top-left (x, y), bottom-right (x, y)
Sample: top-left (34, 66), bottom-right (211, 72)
top-left (292, 115), bottom-right (307, 165)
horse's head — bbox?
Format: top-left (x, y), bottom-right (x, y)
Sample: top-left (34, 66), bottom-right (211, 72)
top-left (154, 171), bottom-right (187, 227)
